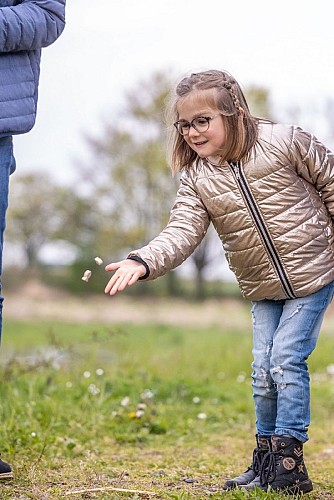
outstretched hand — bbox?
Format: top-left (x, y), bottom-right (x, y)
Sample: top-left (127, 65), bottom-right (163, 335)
top-left (104, 259), bottom-right (146, 296)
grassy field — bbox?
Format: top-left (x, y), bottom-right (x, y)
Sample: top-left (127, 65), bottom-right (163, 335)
top-left (0, 296), bottom-right (334, 499)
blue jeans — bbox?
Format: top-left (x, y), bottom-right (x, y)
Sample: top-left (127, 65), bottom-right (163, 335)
top-left (0, 136), bottom-right (16, 342)
top-left (251, 280), bottom-right (334, 443)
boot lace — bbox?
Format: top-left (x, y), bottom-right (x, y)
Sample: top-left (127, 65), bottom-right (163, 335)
top-left (260, 450), bottom-right (280, 486)
top-left (250, 446), bottom-right (266, 475)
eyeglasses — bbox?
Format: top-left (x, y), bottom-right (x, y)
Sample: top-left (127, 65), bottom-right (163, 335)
top-left (173, 114), bottom-right (221, 136)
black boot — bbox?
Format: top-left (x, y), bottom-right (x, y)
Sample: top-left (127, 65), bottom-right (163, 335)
top-left (223, 435), bottom-right (271, 490)
top-left (260, 435), bottom-right (313, 494)
top-left (0, 457), bottom-right (13, 480)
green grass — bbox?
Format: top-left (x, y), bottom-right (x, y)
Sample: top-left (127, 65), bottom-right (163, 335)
top-left (0, 315), bottom-right (334, 499)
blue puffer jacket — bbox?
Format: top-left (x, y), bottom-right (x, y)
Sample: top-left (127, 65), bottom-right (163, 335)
top-left (0, 0), bottom-right (66, 136)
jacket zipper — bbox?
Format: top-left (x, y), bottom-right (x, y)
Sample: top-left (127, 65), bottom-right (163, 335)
top-left (229, 161), bottom-right (296, 299)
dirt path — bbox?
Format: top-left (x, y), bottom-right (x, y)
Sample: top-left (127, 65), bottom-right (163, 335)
top-left (4, 280), bottom-right (251, 328)
top-left (5, 280), bottom-right (334, 332)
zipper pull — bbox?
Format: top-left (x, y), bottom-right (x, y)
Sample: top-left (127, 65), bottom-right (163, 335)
top-left (229, 161), bottom-right (240, 179)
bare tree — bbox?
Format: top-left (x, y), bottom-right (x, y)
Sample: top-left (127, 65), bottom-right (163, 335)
top-left (6, 171), bottom-right (96, 270)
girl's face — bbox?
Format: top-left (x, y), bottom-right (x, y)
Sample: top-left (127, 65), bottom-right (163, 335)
top-left (176, 92), bottom-right (226, 158)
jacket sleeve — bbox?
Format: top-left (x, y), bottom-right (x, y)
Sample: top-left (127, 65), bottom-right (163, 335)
top-left (128, 171), bottom-right (211, 281)
top-left (289, 126), bottom-right (334, 218)
top-left (0, 0), bottom-right (66, 52)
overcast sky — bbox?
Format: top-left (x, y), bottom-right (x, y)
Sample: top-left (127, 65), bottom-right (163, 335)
top-left (13, 0), bottom-right (334, 184)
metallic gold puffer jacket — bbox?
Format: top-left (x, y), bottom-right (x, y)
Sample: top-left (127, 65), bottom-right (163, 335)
top-left (129, 121), bottom-right (334, 300)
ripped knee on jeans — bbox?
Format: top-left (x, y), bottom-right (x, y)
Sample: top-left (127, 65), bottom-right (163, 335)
top-left (271, 365), bottom-right (287, 390)
top-left (253, 367), bottom-right (274, 393)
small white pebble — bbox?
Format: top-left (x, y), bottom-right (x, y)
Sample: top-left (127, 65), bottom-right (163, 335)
top-left (94, 257), bottom-right (103, 265)
top-left (81, 270), bottom-right (92, 282)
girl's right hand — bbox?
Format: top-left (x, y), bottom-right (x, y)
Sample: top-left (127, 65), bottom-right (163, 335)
top-left (104, 259), bottom-right (146, 296)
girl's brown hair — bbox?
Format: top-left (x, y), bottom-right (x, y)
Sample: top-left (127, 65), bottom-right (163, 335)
top-left (166, 70), bottom-right (259, 175)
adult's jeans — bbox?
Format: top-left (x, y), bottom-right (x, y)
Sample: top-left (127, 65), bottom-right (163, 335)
top-left (251, 280), bottom-right (334, 443)
top-left (0, 136), bottom-right (16, 342)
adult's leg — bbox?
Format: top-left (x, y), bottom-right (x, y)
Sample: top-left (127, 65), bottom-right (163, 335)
top-left (0, 135), bottom-right (15, 479)
top-left (0, 136), bottom-right (15, 342)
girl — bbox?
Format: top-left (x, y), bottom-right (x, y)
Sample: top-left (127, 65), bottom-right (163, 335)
top-left (104, 69), bottom-right (334, 494)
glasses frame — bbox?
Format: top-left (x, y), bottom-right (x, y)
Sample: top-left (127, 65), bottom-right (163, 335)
top-left (173, 114), bottom-right (221, 136)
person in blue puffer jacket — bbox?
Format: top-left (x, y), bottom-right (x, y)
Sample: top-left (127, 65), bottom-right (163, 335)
top-left (0, 0), bottom-right (66, 479)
